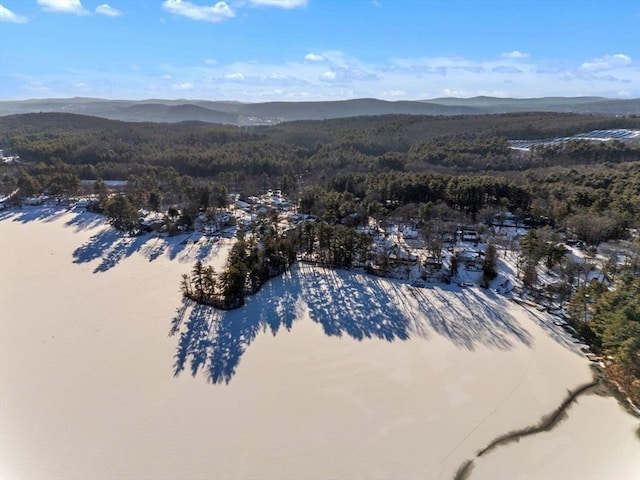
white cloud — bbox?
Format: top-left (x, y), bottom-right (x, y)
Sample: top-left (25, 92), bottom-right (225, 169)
top-left (317, 66), bottom-right (379, 84)
top-left (95, 4), bottom-right (122, 16)
top-left (580, 53), bottom-right (632, 71)
top-left (492, 66), bottom-right (523, 74)
top-left (161, 0), bottom-right (306, 24)
top-left (162, 0), bottom-right (235, 22)
top-left (501, 50), bottom-right (529, 59)
top-left (201, 68), bottom-right (308, 88)
top-left (205, 58), bottom-right (217, 65)
top-left (14, 48), bottom-right (639, 102)
top-left (249, 0), bottom-right (308, 8)
top-left (37, 0), bottom-right (88, 15)
top-left (320, 71), bottom-right (337, 81)
top-left (0, 4), bottom-right (28, 23)
top-left (172, 82), bottom-right (195, 90)
top-left (442, 88), bottom-right (469, 97)
top-left (319, 50), bottom-right (352, 68)
top-left (305, 53), bottom-right (324, 62)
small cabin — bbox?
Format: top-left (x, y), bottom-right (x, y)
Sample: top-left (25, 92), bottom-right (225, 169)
top-left (461, 230), bottom-right (479, 242)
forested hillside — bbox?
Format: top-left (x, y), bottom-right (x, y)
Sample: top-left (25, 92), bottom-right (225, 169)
top-left (1, 111), bottom-right (639, 234)
top-left (1, 112), bottom-right (639, 178)
top-left (2, 97), bottom-right (639, 124)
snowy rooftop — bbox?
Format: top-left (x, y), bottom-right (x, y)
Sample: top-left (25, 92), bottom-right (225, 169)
top-left (509, 129), bottom-right (640, 151)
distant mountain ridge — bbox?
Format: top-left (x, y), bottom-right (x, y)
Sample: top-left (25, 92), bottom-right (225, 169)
top-left (0, 96), bottom-right (637, 125)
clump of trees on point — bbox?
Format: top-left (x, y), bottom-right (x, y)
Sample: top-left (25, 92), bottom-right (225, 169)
top-left (181, 217), bottom-right (374, 310)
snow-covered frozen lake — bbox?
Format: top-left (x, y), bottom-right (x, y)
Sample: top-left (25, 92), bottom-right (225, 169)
top-left (1, 207), bottom-right (638, 479)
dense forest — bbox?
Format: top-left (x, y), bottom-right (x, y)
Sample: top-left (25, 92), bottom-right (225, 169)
top-left (1, 112), bottom-right (639, 182)
top-left (2, 111), bottom-right (638, 242)
top-left (569, 273), bottom-right (640, 404)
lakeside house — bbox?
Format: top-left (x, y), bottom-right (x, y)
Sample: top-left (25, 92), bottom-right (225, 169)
top-left (460, 229), bottom-right (479, 242)
top-left (24, 196), bottom-right (45, 206)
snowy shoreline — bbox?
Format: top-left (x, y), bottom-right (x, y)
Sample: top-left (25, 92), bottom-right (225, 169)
top-left (1, 207), bottom-right (638, 480)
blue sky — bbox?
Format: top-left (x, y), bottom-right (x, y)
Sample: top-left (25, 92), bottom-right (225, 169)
top-left (0, 0), bottom-right (638, 101)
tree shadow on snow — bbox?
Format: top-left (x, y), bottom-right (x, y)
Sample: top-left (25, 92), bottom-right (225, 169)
top-left (297, 264), bottom-right (415, 342)
top-left (169, 264), bottom-right (531, 385)
top-left (3, 206), bottom-right (218, 271)
top-left (0, 205), bottom-right (106, 231)
top-left (72, 229), bottom-right (123, 266)
top-left (71, 230), bottom-right (221, 273)
top-left (169, 264), bottom-right (420, 385)
top-left (63, 211), bottom-right (106, 231)
top-left (410, 285), bottom-right (531, 350)
top-left (1, 205), bottom-right (69, 224)
top-left (72, 229), bottom-right (153, 272)
top-left (170, 282), bottom-right (299, 384)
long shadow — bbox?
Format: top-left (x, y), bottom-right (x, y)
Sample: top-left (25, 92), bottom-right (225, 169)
top-left (72, 229), bottom-right (123, 266)
top-left (170, 289), bottom-right (295, 384)
top-left (3, 207), bottom-right (215, 271)
top-left (1, 205), bottom-right (69, 224)
top-left (169, 265), bottom-right (415, 384)
top-left (411, 284), bottom-right (531, 350)
top-left (63, 210), bottom-right (105, 231)
top-left (170, 265), bottom-right (536, 385)
top-left (72, 229), bottom-right (157, 273)
top-left (136, 233), bottom-right (213, 264)
top-left (93, 234), bottom-right (153, 273)
top-left (157, 234), bottom-right (224, 263)
top-left (2, 206), bottom-right (139, 273)
top-left (414, 289), bottom-right (462, 346)
top-left (462, 288), bottom-right (532, 347)
top-left (0, 205), bottom-right (107, 231)
top-left (71, 228), bottom-right (154, 273)
top-left (2, 206), bottom-right (132, 266)
top-left (297, 264), bottom-right (412, 342)
top-left (168, 238), bottom-right (193, 261)
top-left (140, 237), bottom-right (169, 262)
top-left (72, 228), bottom-right (219, 272)
top-left (388, 280), bottom-right (431, 339)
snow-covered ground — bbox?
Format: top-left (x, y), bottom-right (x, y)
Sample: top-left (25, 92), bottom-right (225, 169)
top-left (1, 207), bottom-right (638, 480)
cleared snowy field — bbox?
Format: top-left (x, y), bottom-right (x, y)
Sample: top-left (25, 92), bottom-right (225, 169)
top-left (1, 207), bottom-right (638, 480)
